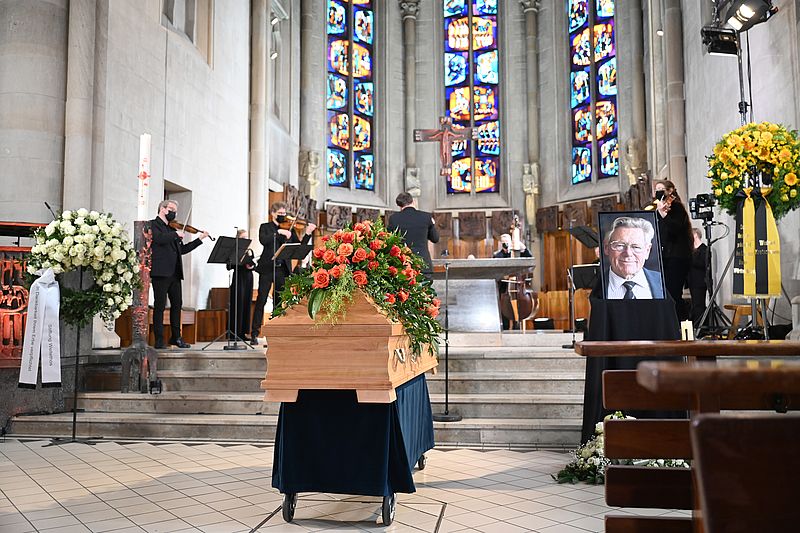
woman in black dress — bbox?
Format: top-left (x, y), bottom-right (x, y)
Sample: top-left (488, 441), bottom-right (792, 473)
top-left (228, 229), bottom-right (256, 343)
top-left (653, 180), bottom-right (693, 320)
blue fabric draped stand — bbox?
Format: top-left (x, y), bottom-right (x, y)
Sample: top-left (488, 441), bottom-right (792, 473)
top-left (272, 374), bottom-right (434, 497)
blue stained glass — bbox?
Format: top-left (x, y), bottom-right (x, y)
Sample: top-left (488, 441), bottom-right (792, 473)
top-left (475, 50), bottom-right (498, 84)
top-left (354, 154), bottom-right (374, 190)
top-left (445, 52), bottom-right (469, 86)
top-left (598, 58), bottom-right (616, 96)
top-left (329, 38), bottom-right (349, 75)
top-left (572, 146), bottom-right (592, 184)
top-left (446, 87), bottom-right (471, 121)
top-left (473, 86), bottom-right (498, 121)
top-left (327, 74), bottom-right (347, 110)
top-left (570, 69), bottom-right (590, 108)
top-left (474, 0), bottom-right (497, 15)
top-left (444, 0), bottom-right (467, 17)
top-left (327, 149), bottom-right (348, 186)
top-left (445, 17), bottom-right (470, 52)
top-left (595, 100), bottom-right (616, 140)
top-left (328, 112), bottom-right (350, 149)
top-left (472, 16), bottom-right (496, 50)
top-left (594, 23), bottom-right (615, 60)
top-left (352, 116), bottom-right (371, 151)
top-left (354, 82), bottom-right (373, 116)
top-left (449, 156), bottom-right (473, 193)
top-left (354, 9), bottom-right (373, 44)
top-left (327, 1), bottom-right (346, 35)
top-left (475, 157), bottom-right (499, 193)
top-left (451, 137), bottom-right (468, 158)
top-left (569, 0), bottom-right (589, 32)
top-left (477, 121), bottom-right (500, 156)
top-left (596, 0), bottom-right (614, 18)
top-left (599, 138), bottom-right (619, 177)
top-left (352, 43), bottom-right (372, 78)
top-left (572, 28), bottom-right (591, 66)
top-left (573, 106), bottom-right (592, 143)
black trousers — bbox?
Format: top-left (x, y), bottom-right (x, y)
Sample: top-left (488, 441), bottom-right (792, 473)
top-left (152, 275), bottom-right (182, 344)
top-left (689, 286), bottom-right (708, 326)
top-left (251, 270), bottom-right (286, 338)
top-left (228, 268), bottom-right (253, 339)
top-left (662, 256), bottom-right (691, 321)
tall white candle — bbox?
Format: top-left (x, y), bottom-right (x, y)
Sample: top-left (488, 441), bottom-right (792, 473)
top-left (137, 133), bottom-right (152, 220)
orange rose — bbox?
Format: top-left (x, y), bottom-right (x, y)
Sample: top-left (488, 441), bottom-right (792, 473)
top-left (312, 269), bottom-right (330, 289)
top-left (432, 298), bottom-right (441, 307)
top-left (352, 247), bottom-right (368, 262)
top-left (402, 266), bottom-right (416, 278)
top-left (390, 245), bottom-right (402, 257)
top-left (385, 293), bottom-right (396, 304)
top-left (337, 243), bottom-right (354, 256)
top-left (427, 306), bottom-right (439, 318)
top-left (353, 270), bottom-right (368, 286)
top-left (321, 235), bottom-right (330, 243)
top-left (354, 222), bottom-right (369, 234)
top-left (313, 247), bottom-right (325, 259)
top-left (369, 239), bottom-right (384, 250)
top-left (388, 266), bottom-right (398, 276)
top-left (368, 250), bottom-right (376, 260)
top-left (329, 264), bottom-right (346, 278)
top-left (368, 260), bottom-right (379, 270)
top-left (397, 290), bottom-right (409, 302)
top-left (322, 249), bottom-right (337, 264)
top-left (336, 255), bottom-right (349, 264)
top-left (340, 231), bottom-right (355, 244)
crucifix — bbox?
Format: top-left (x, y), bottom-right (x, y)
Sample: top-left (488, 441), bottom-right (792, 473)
top-left (414, 116), bottom-right (478, 176)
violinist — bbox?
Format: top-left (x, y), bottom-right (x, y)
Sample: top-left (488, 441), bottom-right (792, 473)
top-left (151, 199), bottom-right (209, 349)
top-left (250, 202), bottom-right (316, 342)
top-left (494, 233), bottom-right (532, 330)
top-left (653, 180), bottom-right (693, 320)
top-left (227, 229), bottom-right (256, 344)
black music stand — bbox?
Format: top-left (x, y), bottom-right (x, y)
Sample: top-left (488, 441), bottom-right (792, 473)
top-left (572, 264), bottom-right (599, 291)
top-left (563, 227), bottom-right (599, 348)
top-left (272, 242), bottom-right (314, 263)
top-left (568, 225), bottom-right (600, 249)
top-left (203, 236), bottom-right (254, 351)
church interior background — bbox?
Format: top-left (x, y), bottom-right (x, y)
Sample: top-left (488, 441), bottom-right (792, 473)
top-left (2, 0), bottom-right (800, 530)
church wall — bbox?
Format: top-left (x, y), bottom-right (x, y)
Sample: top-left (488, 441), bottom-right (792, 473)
top-left (682, 0), bottom-right (800, 319)
top-left (101, 1), bottom-right (250, 309)
top-left (0, 0), bottom-right (68, 223)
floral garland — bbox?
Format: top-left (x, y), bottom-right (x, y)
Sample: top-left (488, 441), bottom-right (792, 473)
top-left (553, 412), bottom-right (690, 485)
top-left (27, 208), bottom-right (140, 326)
top-left (707, 121), bottom-right (800, 219)
top-left (276, 218), bottom-right (442, 356)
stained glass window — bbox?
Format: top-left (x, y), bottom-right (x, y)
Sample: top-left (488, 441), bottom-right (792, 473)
top-left (568, 0), bottom-right (618, 184)
top-left (443, 0), bottom-right (500, 194)
top-left (326, 0), bottom-right (375, 190)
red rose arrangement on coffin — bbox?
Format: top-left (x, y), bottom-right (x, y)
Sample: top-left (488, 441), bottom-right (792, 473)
top-left (260, 218), bottom-right (442, 404)
top-left (260, 290), bottom-right (437, 403)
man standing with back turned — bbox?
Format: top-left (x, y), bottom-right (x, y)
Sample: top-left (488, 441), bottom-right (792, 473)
top-left (387, 192), bottom-right (440, 277)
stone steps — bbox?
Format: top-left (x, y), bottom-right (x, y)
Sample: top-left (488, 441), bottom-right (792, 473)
top-left (9, 331), bottom-right (586, 447)
top-left (9, 412), bottom-right (278, 441)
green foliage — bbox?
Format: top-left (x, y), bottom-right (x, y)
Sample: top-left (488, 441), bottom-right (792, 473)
top-left (60, 286), bottom-right (106, 327)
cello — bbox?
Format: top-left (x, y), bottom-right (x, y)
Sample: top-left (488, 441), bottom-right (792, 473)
top-left (499, 216), bottom-right (539, 329)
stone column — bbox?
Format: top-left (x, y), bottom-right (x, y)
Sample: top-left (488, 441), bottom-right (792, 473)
top-left (662, 0), bottom-right (687, 195)
top-left (63, 0), bottom-right (96, 211)
top-left (250, 0), bottom-right (268, 240)
top-left (400, 0), bottom-right (421, 197)
top-left (520, 1), bottom-right (541, 234)
top-left (299, 0), bottom-right (325, 201)
top-left (624, 0), bottom-right (649, 186)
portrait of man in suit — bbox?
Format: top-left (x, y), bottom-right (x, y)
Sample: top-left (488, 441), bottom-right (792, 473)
top-left (599, 214), bottom-right (665, 300)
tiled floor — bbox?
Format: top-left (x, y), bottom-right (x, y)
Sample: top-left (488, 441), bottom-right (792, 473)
top-left (0, 439), bottom-right (683, 532)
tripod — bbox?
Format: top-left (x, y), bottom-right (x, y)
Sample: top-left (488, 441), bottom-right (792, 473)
top-left (694, 221), bottom-right (731, 339)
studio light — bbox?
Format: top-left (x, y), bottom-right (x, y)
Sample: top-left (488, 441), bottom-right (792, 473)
top-left (701, 26), bottom-right (739, 56)
top-left (724, 0), bottom-right (777, 32)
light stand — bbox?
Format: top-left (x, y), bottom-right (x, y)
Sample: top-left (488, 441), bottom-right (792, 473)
top-left (432, 252), bottom-right (461, 423)
top-left (47, 267), bottom-right (97, 446)
top-left (695, 221), bottom-right (732, 338)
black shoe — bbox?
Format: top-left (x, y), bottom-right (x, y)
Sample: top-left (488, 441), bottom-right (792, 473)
top-left (154, 342), bottom-right (167, 350)
top-left (169, 338), bottom-right (191, 349)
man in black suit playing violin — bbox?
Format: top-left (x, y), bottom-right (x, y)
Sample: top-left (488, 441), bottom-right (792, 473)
top-left (151, 199), bottom-right (209, 349)
top-left (250, 201), bottom-right (316, 343)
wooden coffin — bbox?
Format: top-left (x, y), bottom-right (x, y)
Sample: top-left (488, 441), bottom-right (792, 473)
top-left (260, 290), bottom-right (438, 403)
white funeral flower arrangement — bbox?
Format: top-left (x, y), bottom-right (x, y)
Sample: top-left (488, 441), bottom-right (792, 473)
top-left (553, 412), bottom-right (690, 485)
top-left (28, 208), bottom-right (140, 326)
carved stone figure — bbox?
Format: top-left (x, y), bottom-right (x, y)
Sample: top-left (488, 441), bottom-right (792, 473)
top-left (299, 149), bottom-right (321, 200)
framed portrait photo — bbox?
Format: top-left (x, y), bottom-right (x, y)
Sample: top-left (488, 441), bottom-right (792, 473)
top-left (597, 211), bottom-right (666, 300)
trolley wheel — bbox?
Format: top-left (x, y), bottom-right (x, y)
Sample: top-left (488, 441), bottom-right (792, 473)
top-left (381, 493), bottom-right (396, 526)
top-left (282, 493), bottom-right (297, 522)
top-left (417, 454), bottom-right (427, 470)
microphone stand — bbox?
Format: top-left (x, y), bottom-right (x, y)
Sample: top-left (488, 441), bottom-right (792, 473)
top-left (432, 250), bottom-right (461, 423)
top-left (563, 219), bottom-right (577, 349)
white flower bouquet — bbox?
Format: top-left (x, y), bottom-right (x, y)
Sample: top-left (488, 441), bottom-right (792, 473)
top-left (553, 412), bottom-right (690, 485)
top-left (27, 208), bottom-right (140, 326)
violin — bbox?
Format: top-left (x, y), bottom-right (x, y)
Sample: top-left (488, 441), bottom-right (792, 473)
top-left (168, 219), bottom-right (215, 241)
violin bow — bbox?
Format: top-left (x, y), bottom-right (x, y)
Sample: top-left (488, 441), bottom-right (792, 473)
top-left (181, 204), bottom-right (193, 234)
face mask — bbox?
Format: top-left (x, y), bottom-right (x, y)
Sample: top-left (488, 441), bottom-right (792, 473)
top-left (655, 190), bottom-right (665, 201)
top-left (276, 214), bottom-right (287, 223)
top-left (165, 211), bottom-right (177, 222)
top-left (502, 243), bottom-right (509, 250)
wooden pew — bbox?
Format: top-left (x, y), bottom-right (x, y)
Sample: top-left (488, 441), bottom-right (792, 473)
top-left (575, 340), bottom-right (800, 533)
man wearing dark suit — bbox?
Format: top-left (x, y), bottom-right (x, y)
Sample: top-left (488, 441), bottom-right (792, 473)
top-left (250, 201), bottom-right (316, 342)
top-left (150, 199), bottom-right (208, 349)
top-left (602, 216), bottom-right (665, 299)
top-left (387, 192), bottom-right (439, 276)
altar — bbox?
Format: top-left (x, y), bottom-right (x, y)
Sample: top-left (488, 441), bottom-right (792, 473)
top-left (430, 258), bottom-right (536, 333)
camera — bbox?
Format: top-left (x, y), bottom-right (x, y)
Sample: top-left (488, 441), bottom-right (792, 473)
top-left (689, 193), bottom-right (715, 221)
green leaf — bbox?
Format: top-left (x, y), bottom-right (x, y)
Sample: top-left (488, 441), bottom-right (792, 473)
top-left (307, 289), bottom-right (326, 319)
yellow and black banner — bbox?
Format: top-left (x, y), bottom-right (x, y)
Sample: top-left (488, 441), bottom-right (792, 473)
top-left (733, 189), bottom-right (781, 297)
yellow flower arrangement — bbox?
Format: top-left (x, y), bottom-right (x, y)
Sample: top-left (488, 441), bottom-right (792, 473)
top-left (707, 122), bottom-right (800, 219)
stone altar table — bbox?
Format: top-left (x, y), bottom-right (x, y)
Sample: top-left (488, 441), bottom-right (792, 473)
top-left (430, 258), bottom-right (536, 333)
